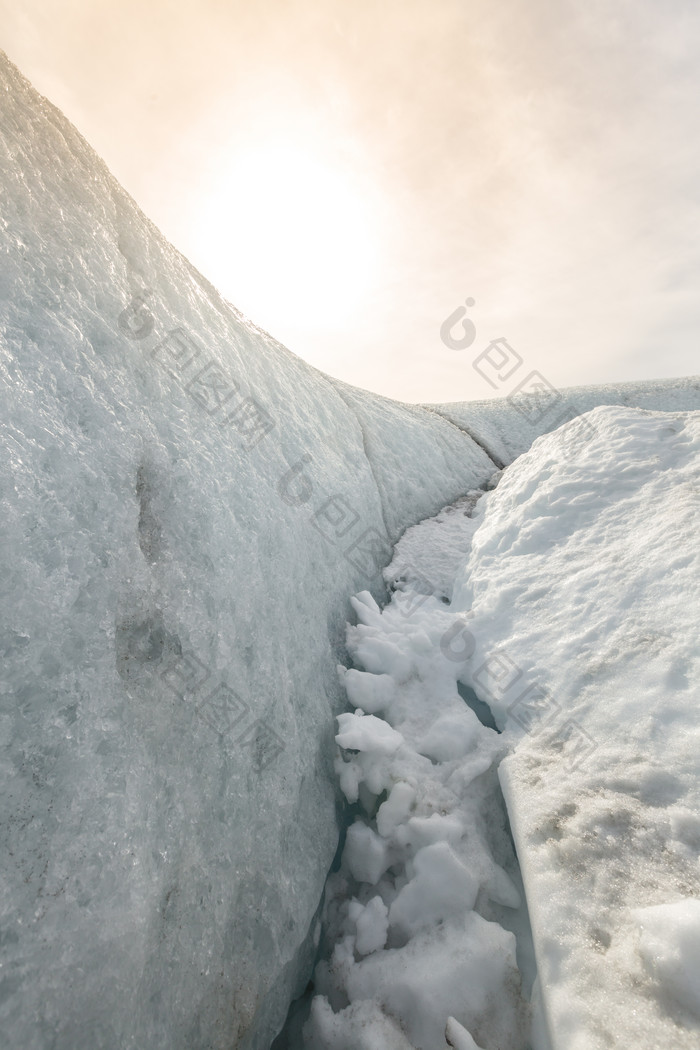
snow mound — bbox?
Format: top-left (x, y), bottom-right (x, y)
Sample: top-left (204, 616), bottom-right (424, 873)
top-left (451, 405), bottom-right (700, 1049)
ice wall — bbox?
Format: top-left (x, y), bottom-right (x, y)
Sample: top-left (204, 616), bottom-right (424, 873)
top-left (0, 52), bottom-right (497, 1050)
top-left (429, 375), bottom-right (700, 466)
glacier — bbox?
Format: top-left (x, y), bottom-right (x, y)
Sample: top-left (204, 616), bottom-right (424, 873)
top-left (1, 47), bottom-right (700, 1050)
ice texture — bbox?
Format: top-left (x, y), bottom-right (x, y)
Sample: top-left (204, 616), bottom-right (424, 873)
top-left (0, 52), bottom-right (499, 1050)
top-left (451, 406), bottom-right (700, 1048)
top-left (429, 375), bottom-right (700, 466)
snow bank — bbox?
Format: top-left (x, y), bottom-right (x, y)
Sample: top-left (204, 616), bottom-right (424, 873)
top-left (451, 405), bottom-right (700, 1049)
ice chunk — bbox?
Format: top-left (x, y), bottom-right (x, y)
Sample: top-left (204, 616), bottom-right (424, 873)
top-left (342, 914), bottom-right (524, 1050)
top-left (343, 822), bottom-right (391, 885)
top-left (416, 709), bottom-right (482, 762)
top-left (388, 842), bottom-right (479, 937)
top-left (336, 711), bottom-right (404, 754)
top-left (305, 510), bottom-right (529, 1050)
top-left (342, 668), bottom-right (397, 716)
top-left (376, 782), bottom-right (416, 838)
top-left (348, 896), bottom-right (390, 956)
top-left (305, 997), bottom-right (415, 1050)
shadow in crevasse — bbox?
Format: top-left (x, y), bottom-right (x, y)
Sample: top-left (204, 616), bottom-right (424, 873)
top-left (458, 679), bottom-right (500, 733)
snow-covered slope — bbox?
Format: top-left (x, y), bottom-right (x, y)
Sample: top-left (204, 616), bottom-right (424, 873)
top-left (452, 406), bottom-right (700, 1048)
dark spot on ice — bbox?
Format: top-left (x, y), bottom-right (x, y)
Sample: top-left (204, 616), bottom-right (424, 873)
top-left (590, 927), bottom-right (612, 952)
top-left (115, 609), bottom-right (181, 682)
top-left (136, 461), bottom-right (163, 563)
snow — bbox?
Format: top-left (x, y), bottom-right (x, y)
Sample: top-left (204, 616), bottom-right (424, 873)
top-left (382, 489), bottom-right (488, 604)
top-left (302, 585), bottom-right (530, 1050)
top-left (336, 711), bottom-right (404, 756)
top-left (348, 895), bottom-right (389, 956)
top-left (302, 404), bottom-right (700, 1050)
top-left (445, 1016), bottom-right (485, 1050)
top-left (634, 899), bottom-right (700, 1018)
top-left (450, 405), bottom-right (700, 1049)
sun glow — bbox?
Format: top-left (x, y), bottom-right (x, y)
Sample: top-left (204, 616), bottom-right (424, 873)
top-left (192, 140), bottom-right (382, 339)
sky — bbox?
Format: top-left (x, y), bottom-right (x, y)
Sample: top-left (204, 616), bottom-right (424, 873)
top-left (2, 0), bottom-right (699, 404)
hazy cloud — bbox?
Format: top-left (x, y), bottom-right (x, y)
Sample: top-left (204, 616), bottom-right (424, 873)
top-left (2, 0), bottom-right (699, 401)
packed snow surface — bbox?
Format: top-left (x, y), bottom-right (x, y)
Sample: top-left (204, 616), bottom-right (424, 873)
top-left (452, 406), bottom-right (700, 1048)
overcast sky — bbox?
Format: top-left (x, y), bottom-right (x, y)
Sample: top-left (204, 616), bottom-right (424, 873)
top-left (2, 0), bottom-right (699, 403)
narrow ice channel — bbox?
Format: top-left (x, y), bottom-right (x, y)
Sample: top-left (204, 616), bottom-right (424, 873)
top-left (275, 487), bottom-right (545, 1050)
